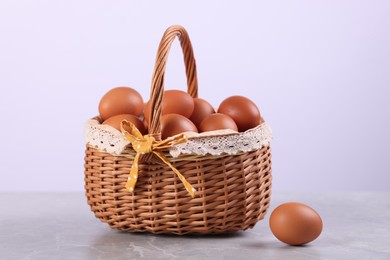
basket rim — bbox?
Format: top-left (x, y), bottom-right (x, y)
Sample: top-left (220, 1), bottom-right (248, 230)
top-left (84, 117), bottom-right (272, 157)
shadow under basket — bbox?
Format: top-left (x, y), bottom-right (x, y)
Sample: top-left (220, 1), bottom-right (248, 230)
top-left (84, 145), bottom-right (272, 235)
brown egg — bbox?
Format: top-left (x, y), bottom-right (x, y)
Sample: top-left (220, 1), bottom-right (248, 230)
top-left (199, 113), bottom-right (238, 132)
top-left (99, 87), bottom-right (144, 121)
top-left (102, 114), bottom-right (147, 135)
top-left (189, 98), bottom-right (215, 128)
top-left (144, 90), bottom-right (195, 124)
top-left (269, 202), bottom-right (323, 246)
top-left (218, 96), bottom-right (261, 132)
top-left (143, 118), bottom-right (148, 132)
top-left (161, 114), bottom-right (198, 139)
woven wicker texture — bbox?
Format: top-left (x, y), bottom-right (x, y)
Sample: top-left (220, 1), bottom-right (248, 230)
top-left (149, 25), bottom-right (198, 140)
top-left (84, 25), bottom-right (272, 234)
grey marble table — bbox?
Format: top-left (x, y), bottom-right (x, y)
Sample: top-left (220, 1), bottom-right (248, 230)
top-left (0, 192), bottom-right (389, 260)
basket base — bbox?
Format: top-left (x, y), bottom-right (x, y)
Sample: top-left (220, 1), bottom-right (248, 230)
top-left (84, 145), bottom-right (272, 234)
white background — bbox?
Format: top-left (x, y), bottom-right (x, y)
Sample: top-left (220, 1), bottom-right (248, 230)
top-left (0, 0), bottom-right (389, 192)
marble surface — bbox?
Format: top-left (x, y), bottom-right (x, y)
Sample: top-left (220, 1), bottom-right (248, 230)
top-left (0, 192), bottom-right (389, 260)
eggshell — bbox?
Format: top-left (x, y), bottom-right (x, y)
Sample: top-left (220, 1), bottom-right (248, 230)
top-left (269, 202), bottom-right (323, 246)
top-left (99, 87), bottom-right (144, 121)
top-left (102, 114), bottom-right (147, 135)
top-left (218, 96), bottom-right (261, 132)
top-left (161, 114), bottom-right (198, 139)
top-left (144, 90), bottom-right (195, 124)
top-left (199, 113), bottom-right (238, 132)
top-left (143, 118), bottom-right (148, 132)
top-left (189, 98), bottom-right (215, 128)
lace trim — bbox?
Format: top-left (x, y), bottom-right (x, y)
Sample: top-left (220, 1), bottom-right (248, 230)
top-left (84, 118), bottom-right (272, 157)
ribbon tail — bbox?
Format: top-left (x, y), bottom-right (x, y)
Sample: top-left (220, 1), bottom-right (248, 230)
top-left (154, 152), bottom-right (196, 198)
top-left (125, 153), bottom-right (140, 192)
top-left (121, 119), bottom-right (144, 141)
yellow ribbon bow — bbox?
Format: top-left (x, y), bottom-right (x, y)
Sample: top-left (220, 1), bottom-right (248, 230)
top-left (120, 120), bottom-right (196, 198)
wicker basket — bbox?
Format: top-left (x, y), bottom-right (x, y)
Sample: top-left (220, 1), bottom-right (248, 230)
top-left (84, 25), bottom-right (272, 234)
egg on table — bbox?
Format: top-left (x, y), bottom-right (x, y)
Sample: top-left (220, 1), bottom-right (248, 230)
top-left (269, 202), bottom-right (323, 246)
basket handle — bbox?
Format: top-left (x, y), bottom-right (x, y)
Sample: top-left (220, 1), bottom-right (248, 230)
top-left (148, 25), bottom-right (198, 139)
